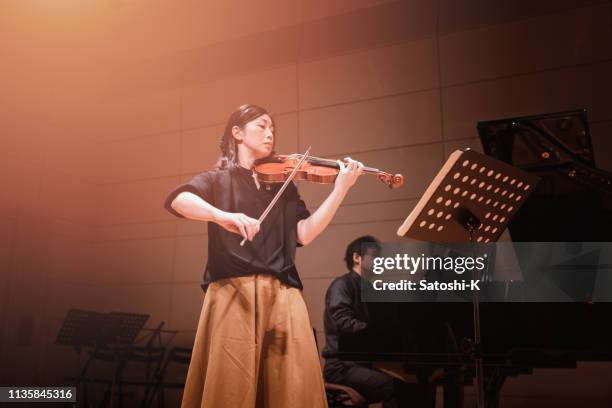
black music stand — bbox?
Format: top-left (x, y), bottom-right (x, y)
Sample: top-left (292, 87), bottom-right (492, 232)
top-left (109, 311), bottom-right (151, 345)
top-left (57, 309), bottom-right (149, 406)
top-left (135, 321), bottom-right (181, 407)
top-left (397, 149), bottom-right (539, 408)
top-left (56, 309), bottom-right (149, 352)
top-left (56, 309), bottom-right (108, 352)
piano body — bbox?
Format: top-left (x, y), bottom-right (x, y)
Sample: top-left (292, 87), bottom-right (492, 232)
top-left (335, 111), bottom-right (612, 407)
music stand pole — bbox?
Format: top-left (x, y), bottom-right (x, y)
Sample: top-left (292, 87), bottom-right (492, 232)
top-left (454, 206), bottom-right (486, 408)
top-left (463, 215), bottom-right (485, 408)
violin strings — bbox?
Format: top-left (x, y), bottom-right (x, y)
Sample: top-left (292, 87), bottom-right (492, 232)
top-left (294, 153), bottom-right (383, 175)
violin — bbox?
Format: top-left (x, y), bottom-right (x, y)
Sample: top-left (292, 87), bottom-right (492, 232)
top-left (239, 150), bottom-right (403, 245)
top-left (254, 154), bottom-right (404, 188)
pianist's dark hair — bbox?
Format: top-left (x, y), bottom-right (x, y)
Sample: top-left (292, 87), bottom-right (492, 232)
top-left (215, 104), bottom-right (276, 169)
top-left (344, 235), bottom-right (381, 270)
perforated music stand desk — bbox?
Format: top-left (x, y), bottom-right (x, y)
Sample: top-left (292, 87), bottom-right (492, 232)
top-left (396, 148), bottom-right (539, 408)
top-left (56, 309), bottom-right (149, 349)
top-left (109, 311), bottom-right (150, 345)
top-left (398, 149), bottom-right (539, 243)
top-left (56, 309), bottom-right (105, 351)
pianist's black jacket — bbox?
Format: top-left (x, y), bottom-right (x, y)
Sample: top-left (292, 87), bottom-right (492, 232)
top-left (322, 270), bottom-right (369, 362)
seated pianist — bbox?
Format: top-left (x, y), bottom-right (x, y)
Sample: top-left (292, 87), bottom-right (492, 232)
top-left (322, 235), bottom-right (408, 407)
top-left (322, 235), bottom-right (464, 408)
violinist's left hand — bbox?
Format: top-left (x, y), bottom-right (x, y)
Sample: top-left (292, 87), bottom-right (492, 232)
top-left (334, 157), bottom-right (364, 192)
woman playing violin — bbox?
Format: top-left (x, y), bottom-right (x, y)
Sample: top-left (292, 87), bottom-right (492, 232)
top-left (164, 104), bottom-right (364, 408)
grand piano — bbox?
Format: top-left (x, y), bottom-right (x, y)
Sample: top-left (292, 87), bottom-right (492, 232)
top-left (335, 111), bottom-right (612, 407)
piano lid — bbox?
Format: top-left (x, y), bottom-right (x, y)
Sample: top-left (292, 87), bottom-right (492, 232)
top-left (477, 110), bottom-right (612, 242)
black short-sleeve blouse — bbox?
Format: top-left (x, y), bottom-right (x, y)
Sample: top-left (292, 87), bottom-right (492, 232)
top-left (164, 166), bottom-right (310, 291)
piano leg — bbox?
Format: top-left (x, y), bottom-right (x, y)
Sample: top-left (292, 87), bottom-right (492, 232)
top-left (484, 368), bottom-right (506, 408)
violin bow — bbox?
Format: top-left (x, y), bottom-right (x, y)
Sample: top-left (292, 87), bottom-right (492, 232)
top-left (240, 146), bottom-right (312, 246)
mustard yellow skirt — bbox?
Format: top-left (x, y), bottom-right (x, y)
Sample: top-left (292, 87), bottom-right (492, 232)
top-left (181, 274), bottom-right (328, 408)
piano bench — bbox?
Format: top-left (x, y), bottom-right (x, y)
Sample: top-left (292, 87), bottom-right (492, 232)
top-left (325, 382), bottom-right (368, 407)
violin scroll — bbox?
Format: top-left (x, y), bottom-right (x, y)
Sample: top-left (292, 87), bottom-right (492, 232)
top-left (377, 173), bottom-right (404, 189)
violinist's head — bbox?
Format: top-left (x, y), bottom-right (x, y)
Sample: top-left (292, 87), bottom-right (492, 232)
top-left (217, 104), bottom-right (275, 169)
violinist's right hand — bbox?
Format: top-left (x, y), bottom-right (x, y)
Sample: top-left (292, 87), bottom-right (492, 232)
top-left (215, 211), bottom-right (260, 241)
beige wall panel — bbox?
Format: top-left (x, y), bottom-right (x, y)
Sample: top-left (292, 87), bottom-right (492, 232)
top-left (105, 284), bottom-right (173, 326)
top-left (443, 61), bottom-right (612, 141)
top-left (296, 220), bottom-right (402, 279)
top-left (6, 274), bottom-right (46, 316)
top-left (93, 238), bottom-right (175, 284)
top-left (299, 39), bottom-right (439, 109)
top-left (45, 283), bottom-right (111, 319)
top-left (0, 201), bottom-right (19, 221)
top-left (182, 67), bottom-right (298, 129)
top-left (170, 283), bottom-right (205, 331)
top-left (99, 175), bottom-right (180, 225)
top-left (343, 144), bottom-right (443, 204)
top-left (93, 220), bottom-right (177, 243)
top-left (302, 0), bottom-right (397, 21)
top-left (440, 5), bottom-right (612, 86)
top-left (197, 0), bottom-right (301, 47)
top-left (271, 113), bottom-right (299, 155)
top-left (176, 218), bottom-right (208, 236)
top-left (44, 134), bottom-right (99, 182)
top-left (81, 101), bottom-right (118, 144)
top-left (47, 236), bottom-right (94, 284)
top-left (49, 217), bottom-right (94, 241)
top-left (0, 156), bottom-right (42, 215)
top-left (99, 88), bottom-right (181, 142)
top-left (444, 138), bottom-right (483, 159)
top-left (0, 114), bottom-right (53, 165)
top-left (300, 0), bottom-right (437, 61)
top-left (299, 91), bottom-right (442, 155)
top-left (39, 172), bottom-right (97, 226)
top-left (11, 227), bottom-right (51, 282)
top-left (181, 125), bottom-right (225, 174)
top-left (332, 199), bottom-right (419, 225)
top-left (98, 132), bottom-right (181, 184)
top-left (174, 235), bottom-right (208, 283)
